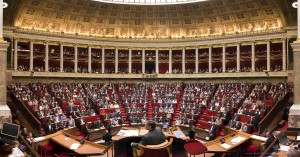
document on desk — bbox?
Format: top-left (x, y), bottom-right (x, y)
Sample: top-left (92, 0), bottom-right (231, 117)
top-left (173, 131), bottom-right (185, 138)
top-left (251, 135), bottom-right (267, 142)
top-left (70, 143), bottom-right (80, 150)
top-left (34, 137), bottom-right (45, 142)
top-left (117, 130), bottom-right (139, 136)
top-left (280, 146), bottom-right (290, 151)
top-left (220, 143), bottom-right (231, 149)
top-left (231, 136), bottom-right (246, 144)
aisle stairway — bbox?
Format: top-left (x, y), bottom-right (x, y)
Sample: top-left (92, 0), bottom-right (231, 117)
top-left (147, 86), bottom-right (153, 120)
top-left (115, 83), bottom-right (129, 126)
top-left (172, 85), bottom-right (185, 123)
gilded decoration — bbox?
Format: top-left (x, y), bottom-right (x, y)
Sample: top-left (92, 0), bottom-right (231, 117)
top-left (10, 0), bottom-right (285, 39)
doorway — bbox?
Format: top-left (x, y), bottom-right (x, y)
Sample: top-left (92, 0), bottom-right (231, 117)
top-left (145, 62), bottom-right (155, 74)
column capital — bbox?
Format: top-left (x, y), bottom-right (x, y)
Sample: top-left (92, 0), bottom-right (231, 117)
top-left (74, 44), bottom-right (78, 47)
top-left (13, 37), bottom-right (19, 40)
top-left (44, 41), bottom-right (49, 44)
top-left (281, 38), bottom-right (287, 41)
top-left (250, 41), bottom-right (256, 44)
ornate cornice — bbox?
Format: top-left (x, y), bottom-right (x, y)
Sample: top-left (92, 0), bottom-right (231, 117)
top-left (3, 26), bottom-right (295, 48)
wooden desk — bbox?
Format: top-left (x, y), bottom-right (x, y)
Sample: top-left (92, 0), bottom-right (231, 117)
top-left (88, 127), bottom-right (106, 141)
top-left (113, 127), bottom-right (187, 157)
top-left (205, 131), bottom-right (251, 152)
top-left (36, 131), bottom-right (109, 155)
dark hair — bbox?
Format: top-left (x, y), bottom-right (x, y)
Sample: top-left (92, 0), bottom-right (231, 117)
top-left (146, 120), bottom-right (156, 130)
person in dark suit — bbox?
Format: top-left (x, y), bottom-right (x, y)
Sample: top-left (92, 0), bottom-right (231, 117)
top-left (265, 132), bottom-right (280, 155)
top-left (232, 113), bottom-right (240, 121)
top-left (83, 123), bottom-right (89, 137)
top-left (44, 122), bottom-right (54, 135)
top-left (208, 122), bottom-right (217, 140)
top-left (247, 116), bottom-right (255, 125)
top-left (188, 125), bottom-right (196, 140)
top-left (102, 129), bottom-right (112, 143)
top-left (131, 120), bottom-right (166, 148)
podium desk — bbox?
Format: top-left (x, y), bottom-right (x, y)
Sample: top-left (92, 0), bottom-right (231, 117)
top-left (205, 131), bottom-right (251, 152)
top-left (113, 127), bottom-right (187, 157)
top-left (88, 127), bottom-right (106, 141)
top-left (35, 131), bottom-right (110, 156)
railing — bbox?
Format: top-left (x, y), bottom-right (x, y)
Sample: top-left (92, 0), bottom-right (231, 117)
top-left (10, 93), bottom-right (42, 135)
top-left (258, 94), bottom-right (289, 134)
top-left (259, 138), bottom-right (278, 157)
top-left (18, 134), bottom-right (40, 157)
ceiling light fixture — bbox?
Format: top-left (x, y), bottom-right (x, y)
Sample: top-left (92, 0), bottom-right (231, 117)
top-left (3, 2), bottom-right (8, 8)
top-left (292, 2), bottom-right (298, 8)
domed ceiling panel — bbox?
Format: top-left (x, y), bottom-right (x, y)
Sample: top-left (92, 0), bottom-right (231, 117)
top-left (8, 0), bottom-right (292, 39)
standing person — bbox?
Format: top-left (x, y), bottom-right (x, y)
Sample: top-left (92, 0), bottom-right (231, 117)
top-left (188, 125), bottom-right (196, 140)
top-left (131, 120), bottom-right (166, 148)
top-left (102, 129), bottom-right (113, 143)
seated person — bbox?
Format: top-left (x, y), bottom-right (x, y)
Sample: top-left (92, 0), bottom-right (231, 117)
top-left (67, 115), bottom-right (76, 128)
top-left (79, 117), bottom-right (85, 125)
top-left (239, 123), bottom-right (248, 132)
top-left (92, 119), bottom-right (103, 129)
top-left (207, 122), bottom-right (217, 140)
top-left (247, 116), bottom-right (255, 125)
top-left (162, 122), bottom-right (169, 131)
top-left (25, 132), bottom-right (35, 147)
top-left (112, 118), bottom-right (119, 126)
top-left (265, 132), bottom-right (280, 154)
top-left (235, 122), bottom-right (241, 130)
top-left (131, 120), bottom-right (166, 149)
top-left (228, 120), bottom-right (236, 129)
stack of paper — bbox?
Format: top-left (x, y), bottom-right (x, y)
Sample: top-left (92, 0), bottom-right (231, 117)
top-left (70, 143), bottom-right (80, 150)
top-left (251, 135), bottom-right (267, 142)
top-left (117, 130), bottom-right (139, 136)
top-left (220, 143), bottom-right (231, 149)
top-left (33, 137), bottom-right (45, 142)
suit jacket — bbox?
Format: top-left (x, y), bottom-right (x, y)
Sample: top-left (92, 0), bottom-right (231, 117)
top-left (140, 128), bottom-right (166, 146)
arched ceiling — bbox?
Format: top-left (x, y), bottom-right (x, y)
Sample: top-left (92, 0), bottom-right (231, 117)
top-left (3, 0), bottom-right (297, 39)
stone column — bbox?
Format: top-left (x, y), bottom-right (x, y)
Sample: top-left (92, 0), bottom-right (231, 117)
top-left (60, 43), bottom-right (64, 72)
top-left (45, 41), bottom-right (49, 72)
top-left (88, 45), bottom-right (92, 73)
top-left (195, 47), bottom-right (198, 73)
top-left (290, 41), bottom-right (300, 128)
top-left (29, 40), bottom-right (33, 71)
top-left (102, 47), bottom-right (105, 73)
top-left (13, 38), bottom-right (18, 71)
top-left (142, 48), bottom-right (145, 73)
top-left (222, 44), bottom-right (226, 73)
top-left (115, 47), bottom-right (118, 73)
top-left (251, 41), bottom-right (255, 72)
top-left (129, 48), bottom-right (132, 73)
top-left (282, 38), bottom-right (287, 71)
top-left (267, 40), bottom-right (271, 71)
top-left (182, 47), bottom-right (185, 73)
top-left (237, 43), bottom-right (240, 72)
top-left (209, 45), bottom-right (212, 73)
top-left (0, 41), bottom-right (12, 129)
top-left (0, 0), bottom-right (3, 39)
top-left (169, 48), bottom-right (172, 73)
top-left (74, 45), bottom-right (78, 73)
top-left (156, 48), bottom-right (159, 73)
top-left (288, 0), bottom-right (300, 129)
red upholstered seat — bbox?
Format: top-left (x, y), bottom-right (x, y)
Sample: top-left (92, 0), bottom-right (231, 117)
top-left (184, 140), bottom-right (207, 157)
top-left (246, 144), bottom-right (261, 157)
top-left (38, 144), bottom-right (53, 157)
